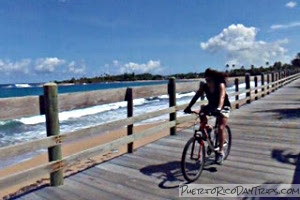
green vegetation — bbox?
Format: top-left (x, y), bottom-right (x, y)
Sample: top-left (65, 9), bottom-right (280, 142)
top-left (57, 73), bottom-right (165, 84)
top-left (57, 53), bottom-right (300, 84)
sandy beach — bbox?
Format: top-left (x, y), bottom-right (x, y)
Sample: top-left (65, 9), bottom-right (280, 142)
top-left (0, 121), bottom-right (193, 199)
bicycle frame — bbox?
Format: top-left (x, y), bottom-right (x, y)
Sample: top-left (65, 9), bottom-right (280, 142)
top-left (194, 115), bottom-right (221, 153)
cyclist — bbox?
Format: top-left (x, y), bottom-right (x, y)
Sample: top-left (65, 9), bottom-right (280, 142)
top-left (184, 68), bottom-right (231, 164)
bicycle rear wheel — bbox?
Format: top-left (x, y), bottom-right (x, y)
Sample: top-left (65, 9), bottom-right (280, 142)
top-left (181, 136), bottom-right (205, 182)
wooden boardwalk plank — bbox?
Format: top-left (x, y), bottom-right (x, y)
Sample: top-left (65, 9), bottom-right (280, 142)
top-left (60, 179), bottom-right (122, 200)
top-left (16, 192), bottom-right (45, 200)
top-left (33, 187), bottom-right (82, 200)
top-left (82, 167), bottom-right (178, 199)
top-left (71, 175), bottom-right (156, 200)
top-left (74, 170), bottom-right (169, 200)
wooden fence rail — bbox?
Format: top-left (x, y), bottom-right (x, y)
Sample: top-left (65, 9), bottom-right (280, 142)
top-left (0, 75), bottom-right (274, 120)
top-left (0, 69), bottom-right (299, 192)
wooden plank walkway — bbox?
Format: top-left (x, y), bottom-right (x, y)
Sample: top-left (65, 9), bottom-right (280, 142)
top-left (15, 78), bottom-right (300, 200)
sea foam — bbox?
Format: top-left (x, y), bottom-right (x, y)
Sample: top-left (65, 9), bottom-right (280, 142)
top-left (15, 84), bottom-right (32, 88)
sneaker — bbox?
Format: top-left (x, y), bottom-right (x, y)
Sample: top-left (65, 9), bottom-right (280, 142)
top-left (216, 152), bottom-right (224, 165)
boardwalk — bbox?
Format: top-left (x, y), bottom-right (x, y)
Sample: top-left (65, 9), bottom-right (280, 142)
top-left (15, 78), bottom-right (300, 200)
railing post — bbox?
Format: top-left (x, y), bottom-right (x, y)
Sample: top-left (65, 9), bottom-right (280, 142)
top-left (254, 76), bottom-right (258, 100)
top-left (245, 73), bottom-right (251, 104)
top-left (283, 71), bottom-right (286, 83)
top-left (282, 71), bottom-right (285, 84)
top-left (168, 77), bottom-right (176, 135)
top-left (276, 72), bottom-right (279, 89)
top-left (234, 78), bottom-right (239, 109)
top-left (274, 72), bottom-right (277, 90)
top-left (284, 71), bottom-right (287, 86)
top-left (126, 88), bottom-right (134, 153)
top-left (276, 72), bottom-right (279, 86)
top-left (277, 72), bottom-right (280, 88)
top-left (278, 72), bottom-right (281, 87)
top-left (261, 73), bottom-right (265, 97)
top-left (271, 72), bottom-right (275, 92)
top-left (279, 71), bottom-right (283, 87)
top-left (284, 70), bottom-right (287, 78)
top-left (44, 83), bottom-right (63, 186)
top-left (267, 73), bottom-right (270, 94)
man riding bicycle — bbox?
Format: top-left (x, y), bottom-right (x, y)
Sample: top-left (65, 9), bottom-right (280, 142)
top-left (184, 68), bottom-right (231, 164)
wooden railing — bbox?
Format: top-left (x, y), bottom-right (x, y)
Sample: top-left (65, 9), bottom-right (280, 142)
top-left (0, 69), bottom-right (299, 192)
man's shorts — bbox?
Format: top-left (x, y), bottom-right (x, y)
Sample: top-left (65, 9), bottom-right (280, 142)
top-left (200, 105), bottom-right (231, 118)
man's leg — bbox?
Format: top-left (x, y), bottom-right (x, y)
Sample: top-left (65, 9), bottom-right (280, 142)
top-left (218, 116), bottom-right (228, 153)
top-left (216, 116), bottom-right (228, 164)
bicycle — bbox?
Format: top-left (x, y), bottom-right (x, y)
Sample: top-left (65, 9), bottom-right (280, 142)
top-left (181, 110), bottom-right (232, 182)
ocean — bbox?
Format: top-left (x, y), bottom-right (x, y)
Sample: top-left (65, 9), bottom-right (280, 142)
top-left (0, 80), bottom-right (256, 168)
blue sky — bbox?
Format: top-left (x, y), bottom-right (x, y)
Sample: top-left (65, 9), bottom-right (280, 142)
top-left (0, 0), bottom-right (299, 83)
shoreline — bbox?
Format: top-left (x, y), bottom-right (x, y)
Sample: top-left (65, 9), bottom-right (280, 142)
top-left (57, 78), bottom-right (202, 86)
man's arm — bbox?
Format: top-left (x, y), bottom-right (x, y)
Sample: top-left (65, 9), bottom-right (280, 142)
top-left (217, 83), bottom-right (226, 109)
top-left (184, 82), bottom-right (205, 113)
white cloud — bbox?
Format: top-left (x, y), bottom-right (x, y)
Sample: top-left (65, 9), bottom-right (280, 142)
top-left (68, 61), bottom-right (86, 74)
top-left (0, 59), bottom-right (31, 74)
top-left (35, 57), bottom-right (66, 73)
top-left (200, 24), bottom-right (289, 67)
top-left (120, 60), bottom-right (163, 74)
top-left (0, 57), bottom-right (88, 77)
top-left (285, 1), bottom-right (297, 8)
top-left (112, 60), bottom-right (119, 66)
top-left (105, 60), bottom-right (163, 74)
top-left (270, 21), bottom-right (300, 30)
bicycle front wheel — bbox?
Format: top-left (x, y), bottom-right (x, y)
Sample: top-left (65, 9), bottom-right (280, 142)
top-left (181, 137), bottom-right (205, 182)
top-left (223, 125), bottom-right (232, 160)
top-left (214, 125), bottom-right (232, 160)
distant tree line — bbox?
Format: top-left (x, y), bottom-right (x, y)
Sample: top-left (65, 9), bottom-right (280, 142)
top-left (56, 53), bottom-right (300, 84)
top-left (57, 73), bottom-right (165, 84)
